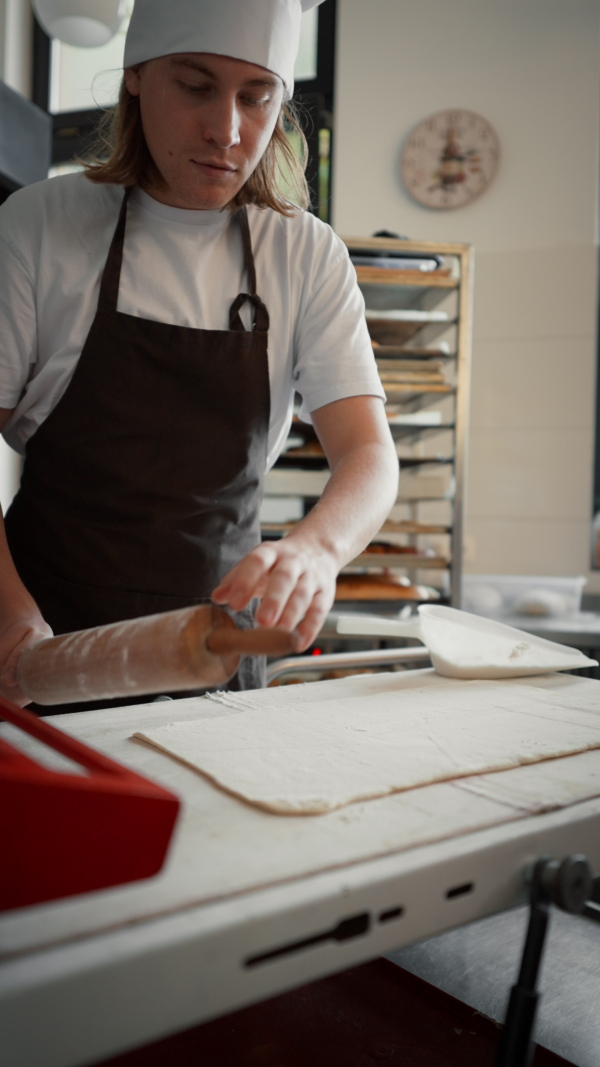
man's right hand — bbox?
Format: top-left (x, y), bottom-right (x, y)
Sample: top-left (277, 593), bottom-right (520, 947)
top-left (0, 409), bottom-right (54, 705)
top-left (0, 615), bottom-right (53, 706)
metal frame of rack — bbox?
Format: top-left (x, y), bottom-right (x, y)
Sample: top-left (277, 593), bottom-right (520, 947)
top-left (266, 645), bottom-right (431, 684)
top-left (344, 236), bottom-right (474, 609)
top-left (261, 236), bottom-right (474, 614)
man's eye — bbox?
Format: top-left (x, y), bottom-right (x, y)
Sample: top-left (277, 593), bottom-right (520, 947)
top-left (180, 81), bottom-right (211, 94)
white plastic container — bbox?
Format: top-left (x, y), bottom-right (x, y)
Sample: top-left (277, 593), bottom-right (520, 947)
top-left (462, 575), bottom-right (587, 620)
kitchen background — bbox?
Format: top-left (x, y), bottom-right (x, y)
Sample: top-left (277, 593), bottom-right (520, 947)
top-left (1, 0), bottom-right (599, 588)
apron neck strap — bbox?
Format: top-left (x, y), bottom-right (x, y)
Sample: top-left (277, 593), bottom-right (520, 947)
top-left (236, 206), bottom-right (257, 295)
top-left (229, 206), bottom-right (270, 332)
top-left (97, 186), bottom-right (132, 311)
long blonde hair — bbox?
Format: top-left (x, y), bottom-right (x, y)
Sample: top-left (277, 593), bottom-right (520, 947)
top-left (82, 75), bottom-right (310, 216)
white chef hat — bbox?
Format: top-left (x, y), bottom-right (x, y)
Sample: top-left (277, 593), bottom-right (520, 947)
top-left (124, 0), bottom-right (327, 99)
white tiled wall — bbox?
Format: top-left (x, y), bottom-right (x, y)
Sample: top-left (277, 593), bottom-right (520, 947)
top-left (469, 337), bottom-right (595, 433)
top-left (467, 244), bottom-right (598, 578)
top-left (465, 517), bottom-right (593, 576)
top-left (468, 427), bottom-right (593, 520)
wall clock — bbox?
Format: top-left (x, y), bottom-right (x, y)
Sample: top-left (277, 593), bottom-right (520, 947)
top-left (401, 109), bottom-right (500, 209)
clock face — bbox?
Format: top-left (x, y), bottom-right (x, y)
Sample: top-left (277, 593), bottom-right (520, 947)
top-left (401, 109), bottom-right (500, 209)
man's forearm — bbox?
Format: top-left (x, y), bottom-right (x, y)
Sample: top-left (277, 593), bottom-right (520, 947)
top-left (0, 507), bottom-right (40, 615)
top-left (0, 505), bottom-right (53, 700)
top-left (212, 396), bottom-right (399, 647)
top-left (283, 437), bottom-right (399, 568)
top-left (0, 412), bottom-right (38, 617)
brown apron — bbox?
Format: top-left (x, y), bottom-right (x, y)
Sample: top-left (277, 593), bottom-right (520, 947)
top-left (5, 188), bottom-right (271, 712)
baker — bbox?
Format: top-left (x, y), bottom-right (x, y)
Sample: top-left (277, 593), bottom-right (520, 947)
top-left (0, 0), bottom-right (399, 711)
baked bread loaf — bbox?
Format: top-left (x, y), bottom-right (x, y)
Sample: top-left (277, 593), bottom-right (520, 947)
top-left (335, 575), bottom-right (440, 600)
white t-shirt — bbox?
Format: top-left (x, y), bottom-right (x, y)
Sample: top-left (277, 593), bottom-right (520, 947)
top-left (0, 173), bottom-right (384, 468)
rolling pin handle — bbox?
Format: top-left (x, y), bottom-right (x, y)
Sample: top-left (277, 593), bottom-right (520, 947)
top-left (205, 626), bottom-right (302, 659)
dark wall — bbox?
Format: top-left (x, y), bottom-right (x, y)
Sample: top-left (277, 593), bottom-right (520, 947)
top-left (0, 80), bottom-right (52, 200)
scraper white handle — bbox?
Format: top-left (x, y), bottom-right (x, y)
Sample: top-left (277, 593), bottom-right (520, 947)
top-left (336, 614), bottom-right (423, 640)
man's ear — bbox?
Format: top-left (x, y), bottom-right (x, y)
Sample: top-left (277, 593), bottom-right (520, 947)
top-left (124, 65), bottom-right (142, 96)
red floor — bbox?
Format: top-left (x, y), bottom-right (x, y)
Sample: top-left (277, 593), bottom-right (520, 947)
top-left (96, 958), bottom-right (573, 1066)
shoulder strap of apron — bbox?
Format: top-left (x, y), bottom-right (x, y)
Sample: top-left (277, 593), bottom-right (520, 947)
top-left (229, 207), bottom-right (270, 333)
top-left (97, 186), bottom-right (132, 312)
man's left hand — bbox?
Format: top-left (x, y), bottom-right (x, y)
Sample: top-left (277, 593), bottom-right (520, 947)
top-left (213, 395), bottom-right (399, 654)
top-left (211, 536), bottom-right (337, 652)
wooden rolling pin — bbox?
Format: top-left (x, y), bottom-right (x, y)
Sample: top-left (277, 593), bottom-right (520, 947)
top-left (16, 604), bottom-right (301, 706)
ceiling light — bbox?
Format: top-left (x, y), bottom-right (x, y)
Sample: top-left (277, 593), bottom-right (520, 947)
top-left (33, 0), bottom-right (127, 47)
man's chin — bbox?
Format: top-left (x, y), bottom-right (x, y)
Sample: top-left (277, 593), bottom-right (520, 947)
top-left (176, 180), bottom-right (242, 211)
top-left (146, 187), bottom-right (234, 211)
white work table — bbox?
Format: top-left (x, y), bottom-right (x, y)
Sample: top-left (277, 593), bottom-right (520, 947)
top-left (3, 668), bottom-right (600, 1067)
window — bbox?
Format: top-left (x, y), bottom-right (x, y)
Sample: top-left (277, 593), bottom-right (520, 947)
top-left (294, 1), bottom-right (336, 220)
top-left (48, 2), bottom-right (133, 113)
top-left (34, 1), bottom-right (336, 219)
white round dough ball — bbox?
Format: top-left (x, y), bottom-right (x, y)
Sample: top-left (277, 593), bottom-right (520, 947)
top-left (514, 589), bottom-right (567, 617)
top-left (464, 584), bottom-right (504, 616)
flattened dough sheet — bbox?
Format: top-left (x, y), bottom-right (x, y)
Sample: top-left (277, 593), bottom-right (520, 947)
top-left (134, 681), bottom-right (600, 815)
